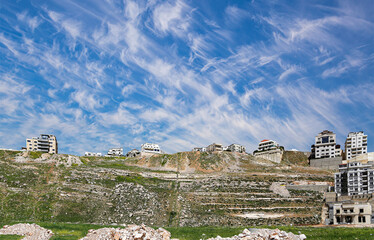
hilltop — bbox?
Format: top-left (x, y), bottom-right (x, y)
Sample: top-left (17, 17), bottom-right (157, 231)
top-left (0, 150), bottom-right (331, 227)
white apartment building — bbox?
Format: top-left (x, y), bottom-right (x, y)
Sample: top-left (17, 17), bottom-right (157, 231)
top-left (345, 131), bottom-right (368, 160)
top-left (311, 130), bottom-right (341, 159)
top-left (141, 143), bottom-right (161, 154)
top-left (107, 148), bottom-right (123, 156)
top-left (227, 143), bottom-right (246, 153)
top-left (335, 162), bottom-right (374, 196)
top-left (26, 134), bottom-right (58, 154)
top-left (257, 139), bottom-right (280, 152)
top-left (84, 152), bottom-right (102, 157)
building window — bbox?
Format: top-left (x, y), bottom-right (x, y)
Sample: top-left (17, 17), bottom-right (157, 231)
top-left (336, 209), bottom-right (340, 214)
top-left (360, 209), bottom-right (364, 213)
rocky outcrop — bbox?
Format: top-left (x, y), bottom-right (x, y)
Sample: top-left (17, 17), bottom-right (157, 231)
top-left (207, 228), bottom-right (306, 240)
top-left (14, 152), bottom-right (82, 167)
top-left (0, 223), bottom-right (53, 240)
top-left (270, 182), bottom-right (291, 197)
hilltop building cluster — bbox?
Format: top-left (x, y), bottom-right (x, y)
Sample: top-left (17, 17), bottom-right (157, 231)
top-left (324, 155), bottom-right (374, 225)
top-left (193, 143), bottom-right (246, 153)
top-left (318, 130), bottom-right (374, 225)
top-left (309, 130), bottom-right (368, 170)
top-left (84, 152), bottom-right (102, 157)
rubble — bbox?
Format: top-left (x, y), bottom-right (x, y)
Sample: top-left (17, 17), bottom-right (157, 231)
top-left (80, 224), bottom-right (172, 240)
top-left (0, 223), bottom-right (53, 240)
top-left (207, 228), bottom-right (306, 240)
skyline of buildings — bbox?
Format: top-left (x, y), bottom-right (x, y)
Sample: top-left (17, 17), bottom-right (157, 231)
top-left (19, 130), bottom-right (369, 159)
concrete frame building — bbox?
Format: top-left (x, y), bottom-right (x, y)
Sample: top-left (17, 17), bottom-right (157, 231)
top-left (345, 131), bottom-right (368, 160)
top-left (26, 134), bottom-right (58, 154)
top-left (335, 162), bottom-right (374, 196)
top-left (84, 152), bottom-right (102, 157)
top-left (326, 202), bottom-right (372, 225)
top-left (227, 143), bottom-right (246, 153)
top-left (126, 149), bottom-right (141, 157)
top-left (206, 143), bottom-right (223, 152)
top-left (311, 130), bottom-right (341, 159)
top-left (141, 143), bottom-right (161, 154)
top-left (107, 148), bottom-right (123, 156)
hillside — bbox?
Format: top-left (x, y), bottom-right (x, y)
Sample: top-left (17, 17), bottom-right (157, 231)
top-left (0, 150), bottom-right (333, 227)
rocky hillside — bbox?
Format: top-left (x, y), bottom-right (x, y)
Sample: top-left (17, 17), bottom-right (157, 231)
top-left (0, 150), bottom-right (333, 227)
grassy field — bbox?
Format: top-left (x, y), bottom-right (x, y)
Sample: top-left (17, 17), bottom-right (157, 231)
top-left (1, 223), bottom-right (374, 240)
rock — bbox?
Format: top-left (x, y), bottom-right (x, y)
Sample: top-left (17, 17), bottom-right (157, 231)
top-left (207, 228), bottom-right (306, 240)
top-left (80, 224), bottom-right (172, 240)
top-left (270, 182), bottom-right (291, 198)
top-left (0, 223), bottom-right (53, 240)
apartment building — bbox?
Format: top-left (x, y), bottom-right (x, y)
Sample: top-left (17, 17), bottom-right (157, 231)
top-left (84, 152), bottom-right (102, 157)
top-left (345, 131), bottom-right (368, 160)
top-left (107, 148), bottom-right (123, 156)
top-left (227, 143), bottom-right (246, 153)
top-left (26, 134), bottom-right (58, 154)
top-left (335, 162), bottom-right (374, 196)
top-left (257, 139), bottom-right (280, 152)
top-left (311, 130), bottom-right (341, 159)
top-left (253, 139), bottom-right (283, 163)
top-left (141, 143), bottom-right (161, 154)
top-left (206, 143), bottom-right (223, 152)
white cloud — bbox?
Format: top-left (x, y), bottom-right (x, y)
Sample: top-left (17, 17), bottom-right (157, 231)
top-left (225, 5), bottom-right (248, 24)
top-left (71, 90), bottom-right (106, 111)
top-left (278, 65), bottom-right (299, 81)
top-left (152, 0), bottom-right (190, 36)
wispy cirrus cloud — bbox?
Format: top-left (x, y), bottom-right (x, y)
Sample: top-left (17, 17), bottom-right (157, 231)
top-left (0, 0), bottom-right (374, 155)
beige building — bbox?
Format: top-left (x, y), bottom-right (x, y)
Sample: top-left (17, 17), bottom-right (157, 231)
top-left (328, 202), bottom-right (372, 225)
top-left (206, 143), bottom-right (223, 152)
top-left (26, 134), bottom-right (58, 154)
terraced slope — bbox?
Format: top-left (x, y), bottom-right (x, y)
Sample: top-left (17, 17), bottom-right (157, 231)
top-left (0, 150), bottom-right (333, 227)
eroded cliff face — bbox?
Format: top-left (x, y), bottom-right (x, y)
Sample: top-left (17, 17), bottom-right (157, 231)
top-left (0, 150), bottom-right (332, 226)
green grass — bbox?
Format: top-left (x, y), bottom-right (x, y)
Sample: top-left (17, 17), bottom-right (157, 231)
top-left (167, 226), bottom-right (374, 240)
top-left (89, 161), bottom-right (177, 173)
top-left (1, 223), bottom-right (374, 240)
top-left (28, 151), bottom-right (43, 159)
top-left (0, 236), bottom-right (22, 240)
top-left (166, 226), bottom-right (244, 240)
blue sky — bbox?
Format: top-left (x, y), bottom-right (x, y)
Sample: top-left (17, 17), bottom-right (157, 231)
top-left (1, 0), bottom-right (374, 155)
